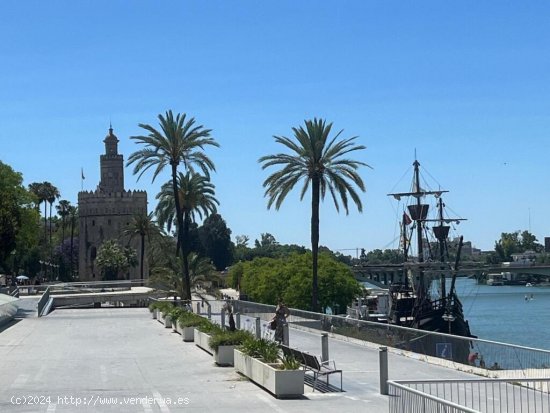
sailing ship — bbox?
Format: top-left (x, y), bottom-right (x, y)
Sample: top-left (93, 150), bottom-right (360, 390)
top-left (386, 159), bottom-right (474, 340)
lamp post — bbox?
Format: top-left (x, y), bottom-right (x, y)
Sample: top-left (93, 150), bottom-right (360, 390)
top-left (442, 312), bottom-right (455, 334)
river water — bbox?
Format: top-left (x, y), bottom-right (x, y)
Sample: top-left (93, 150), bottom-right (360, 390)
top-left (455, 277), bottom-right (550, 350)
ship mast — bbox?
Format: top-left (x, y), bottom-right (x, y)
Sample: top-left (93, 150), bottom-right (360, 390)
top-left (413, 160), bottom-right (425, 297)
top-left (434, 197), bottom-right (449, 306)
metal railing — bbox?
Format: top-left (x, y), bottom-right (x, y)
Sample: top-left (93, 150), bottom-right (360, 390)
top-left (388, 378), bottom-right (550, 413)
top-left (232, 300), bottom-right (550, 378)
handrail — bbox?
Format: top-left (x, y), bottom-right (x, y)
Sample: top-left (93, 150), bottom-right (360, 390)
top-left (388, 378), bottom-right (550, 412)
top-left (388, 380), bottom-right (480, 413)
top-left (37, 287), bottom-right (51, 317)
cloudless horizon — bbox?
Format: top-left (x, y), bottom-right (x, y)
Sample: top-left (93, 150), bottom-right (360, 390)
top-left (2, 1), bottom-right (549, 255)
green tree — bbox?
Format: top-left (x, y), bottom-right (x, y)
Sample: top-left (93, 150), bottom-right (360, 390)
top-left (149, 252), bottom-right (219, 298)
top-left (259, 118), bottom-right (369, 311)
top-left (28, 181), bottom-right (48, 242)
top-left (45, 183), bottom-right (60, 248)
top-left (127, 110), bottom-right (219, 300)
top-left (236, 252), bottom-right (361, 313)
top-left (519, 230), bottom-right (543, 252)
top-left (198, 213), bottom-right (233, 271)
top-left (365, 248), bottom-right (404, 264)
top-left (0, 162), bottom-right (39, 272)
top-left (154, 170), bottom-right (219, 298)
top-left (122, 212), bottom-right (163, 283)
top-left (56, 200), bottom-right (71, 245)
top-left (95, 240), bottom-right (137, 281)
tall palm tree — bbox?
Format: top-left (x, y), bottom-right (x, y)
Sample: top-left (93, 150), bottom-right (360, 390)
top-left (46, 184), bottom-right (60, 245)
top-left (155, 171), bottom-right (219, 299)
top-left (148, 252), bottom-right (219, 299)
top-left (56, 200), bottom-right (71, 245)
top-left (122, 212), bottom-right (163, 284)
top-left (127, 110), bottom-right (219, 300)
top-left (28, 182), bottom-right (45, 212)
top-left (259, 118), bottom-right (369, 311)
top-left (56, 200), bottom-right (71, 279)
top-left (28, 182), bottom-right (48, 242)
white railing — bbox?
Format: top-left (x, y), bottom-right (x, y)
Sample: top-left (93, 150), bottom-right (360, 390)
top-left (388, 378), bottom-right (550, 413)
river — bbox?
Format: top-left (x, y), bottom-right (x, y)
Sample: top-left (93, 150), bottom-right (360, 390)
top-left (455, 277), bottom-right (550, 350)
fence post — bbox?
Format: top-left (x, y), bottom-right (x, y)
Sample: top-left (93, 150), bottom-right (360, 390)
top-left (379, 346), bottom-right (388, 395)
top-left (255, 317), bottom-right (261, 339)
top-left (207, 303), bottom-right (212, 319)
top-left (283, 323), bottom-right (289, 346)
top-left (235, 313), bottom-right (241, 329)
top-left (221, 309), bottom-right (226, 329)
top-left (321, 333), bottom-right (329, 362)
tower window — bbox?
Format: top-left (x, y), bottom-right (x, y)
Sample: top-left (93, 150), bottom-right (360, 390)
top-left (92, 220), bottom-right (95, 226)
top-left (108, 219), bottom-right (111, 226)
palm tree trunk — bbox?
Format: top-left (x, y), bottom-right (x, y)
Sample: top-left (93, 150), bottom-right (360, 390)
top-left (182, 213), bottom-right (191, 300)
top-left (171, 163), bottom-right (189, 300)
top-left (140, 234), bottom-right (145, 285)
top-left (43, 201), bottom-right (47, 243)
top-left (49, 201), bottom-right (54, 280)
top-left (311, 176), bottom-right (320, 312)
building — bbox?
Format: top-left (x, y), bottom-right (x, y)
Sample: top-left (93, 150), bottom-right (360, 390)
top-left (78, 127), bottom-right (148, 281)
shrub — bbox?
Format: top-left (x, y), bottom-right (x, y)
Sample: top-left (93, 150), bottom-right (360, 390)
top-left (280, 354), bottom-right (302, 370)
top-left (149, 300), bottom-right (174, 315)
top-left (177, 312), bottom-right (209, 328)
top-left (196, 319), bottom-right (223, 335)
top-left (208, 330), bottom-right (254, 352)
top-left (239, 338), bottom-right (279, 363)
top-left (169, 307), bottom-right (187, 320)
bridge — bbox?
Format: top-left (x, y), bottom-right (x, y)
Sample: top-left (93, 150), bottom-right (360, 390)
top-left (353, 263), bottom-right (550, 286)
top-left (352, 262), bottom-right (487, 287)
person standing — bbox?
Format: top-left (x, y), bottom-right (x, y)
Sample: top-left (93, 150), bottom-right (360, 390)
top-left (274, 298), bottom-right (290, 343)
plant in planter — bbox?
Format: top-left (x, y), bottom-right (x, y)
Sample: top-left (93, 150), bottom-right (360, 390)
top-left (169, 307), bottom-right (187, 332)
top-left (234, 337), bottom-right (305, 398)
top-left (177, 312), bottom-right (207, 341)
top-left (149, 301), bottom-right (173, 321)
top-left (208, 330), bottom-right (254, 366)
top-left (194, 319), bottom-right (223, 355)
top-left (148, 302), bottom-right (158, 319)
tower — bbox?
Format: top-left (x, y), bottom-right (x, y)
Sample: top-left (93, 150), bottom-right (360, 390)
top-left (78, 126), bottom-right (148, 281)
top-left (99, 126), bottom-right (124, 193)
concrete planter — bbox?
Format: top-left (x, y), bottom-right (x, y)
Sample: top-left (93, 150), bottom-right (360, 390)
top-left (234, 349), bottom-right (304, 398)
top-left (160, 314), bottom-right (172, 328)
top-left (195, 329), bottom-right (213, 354)
top-left (194, 329), bottom-right (233, 365)
top-left (214, 345), bottom-right (235, 366)
top-left (151, 310), bottom-right (157, 319)
top-left (182, 326), bottom-right (195, 342)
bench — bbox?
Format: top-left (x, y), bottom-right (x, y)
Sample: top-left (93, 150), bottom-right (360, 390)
top-left (280, 345), bottom-right (343, 392)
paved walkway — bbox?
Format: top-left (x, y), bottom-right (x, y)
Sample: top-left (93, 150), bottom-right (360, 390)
top-left (0, 308), bottom-right (477, 412)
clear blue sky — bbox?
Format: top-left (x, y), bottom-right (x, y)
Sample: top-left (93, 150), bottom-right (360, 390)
top-left (1, 1), bottom-right (549, 254)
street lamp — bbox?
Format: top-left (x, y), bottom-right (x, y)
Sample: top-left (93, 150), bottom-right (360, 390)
top-left (442, 312), bottom-right (455, 334)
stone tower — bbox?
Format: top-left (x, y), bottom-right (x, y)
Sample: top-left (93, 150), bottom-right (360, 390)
top-left (78, 127), bottom-right (148, 281)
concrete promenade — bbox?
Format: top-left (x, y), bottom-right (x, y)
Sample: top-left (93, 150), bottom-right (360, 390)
top-left (0, 308), bottom-right (477, 412)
